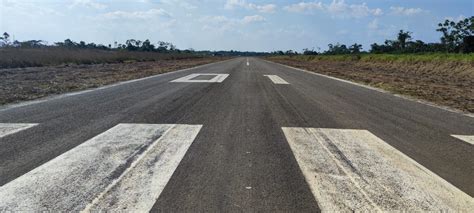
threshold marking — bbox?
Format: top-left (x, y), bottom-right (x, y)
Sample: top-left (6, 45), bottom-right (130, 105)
top-left (246, 58), bottom-right (250, 66)
top-left (0, 124), bottom-right (202, 212)
top-left (282, 127), bottom-right (474, 212)
top-left (171, 73), bottom-right (229, 83)
top-left (0, 123), bottom-right (38, 138)
top-left (451, 135), bottom-right (474, 145)
top-left (264, 75), bottom-right (289, 84)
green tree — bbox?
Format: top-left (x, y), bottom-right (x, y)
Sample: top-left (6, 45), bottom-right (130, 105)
top-left (125, 39), bottom-right (141, 51)
top-left (349, 43), bottom-right (363, 53)
top-left (397, 30), bottom-right (412, 50)
top-left (437, 16), bottom-right (474, 52)
top-left (303, 48), bottom-right (319, 55)
top-left (326, 43), bottom-right (350, 55)
top-left (285, 50), bottom-right (298, 55)
top-left (157, 41), bottom-right (175, 52)
top-left (1, 32), bottom-right (10, 45)
top-left (79, 41), bottom-right (86, 48)
top-left (64, 39), bottom-right (77, 47)
top-left (140, 39), bottom-right (155, 51)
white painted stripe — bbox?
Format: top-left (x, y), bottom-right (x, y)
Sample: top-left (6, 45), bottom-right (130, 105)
top-left (451, 135), bottom-right (474, 145)
top-left (0, 123), bottom-right (38, 138)
top-left (86, 124), bottom-right (201, 211)
top-left (171, 73), bottom-right (229, 83)
top-left (264, 75), bottom-right (289, 85)
top-left (282, 127), bottom-right (474, 212)
top-left (0, 124), bottom-right (202, 212)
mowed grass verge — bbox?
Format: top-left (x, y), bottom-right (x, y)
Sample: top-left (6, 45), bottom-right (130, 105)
top-left (266, 54), bottom-right (474, 113)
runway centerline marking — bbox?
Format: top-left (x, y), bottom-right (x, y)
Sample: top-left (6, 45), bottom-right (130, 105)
top-left (263, 75), bottom-right (289, 84)
top-left (451, 135), bottom-right (474, 145)
top-left (171, 73), bottom-right (229, 83)
top-left (0, 123), bottom-right (202, 212)
top-left (0, 123), bottom-right (38, 138)
top-left (282, 127), bottom-right (474, 212)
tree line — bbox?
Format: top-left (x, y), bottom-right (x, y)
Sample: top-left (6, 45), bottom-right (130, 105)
top-left (273, 16), bottom-right (474, 55)
top-left (0, 33), bottom-right (185, 53)
top-left (1, 16), bottom-right (473, 55)
top-left (0, 34), bottom-right (266, 56)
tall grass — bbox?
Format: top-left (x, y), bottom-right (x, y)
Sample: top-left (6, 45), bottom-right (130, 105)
top-left (270, 53), bottom-right (474, 63)
top-left (0, 47), bottom-right (204, 68)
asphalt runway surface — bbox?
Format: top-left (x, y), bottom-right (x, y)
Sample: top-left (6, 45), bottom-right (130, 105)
top-left (0, 57), bottom-right (472, 212)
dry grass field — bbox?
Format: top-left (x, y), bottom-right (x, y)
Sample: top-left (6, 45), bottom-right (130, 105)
top-left (0, 47), bottom-right (201, 68)
top-left (0, 57), bottom-right (227, 105)
top-left (267, 54), bottom-right (474, 113)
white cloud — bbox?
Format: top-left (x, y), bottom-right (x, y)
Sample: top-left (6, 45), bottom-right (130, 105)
top-left (373, 8), bottom-right (383, 16)
top-left (201, 15), bottom-right (265, 25)
top-left (327, 0), bottom-right (383, 18)
top-left (284, 2), bottom-right (323, 13)
top-left (200, 16), bottom-right (236, 32)
top-left (200, 16), bottom-right (232, 25)
top-left (199, 14), bottom-right (265, 32)
top-left (2, 1), bottom-right (63, 17)
top-left (284, 0), bottom-right (382, 18)
top-left (160, 0), bottom-right (197, 10)
top-left (242, 15), bottom-right (265, 24)
top-left (368, 19), bottom-right (378, 30)
top-left (70, 0), bottom-right (107, 9)
top-left (224, 0), bottom-right (242, 9)
top-left (347, 3), bottom-right (382, 17)
top-left (225, 0), bottom-right (276, 13)
top-left (326, 0), bottom-right (345, 14)
top-left (256, 4), bottom-right (277, 13)
top-left (101, 9), bottom-right (171, 19)
top-left (390, 6), bottom-right (424, 16)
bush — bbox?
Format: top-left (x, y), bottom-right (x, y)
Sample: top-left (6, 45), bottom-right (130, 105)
top-left (0, 47), bottom-right (202, 69)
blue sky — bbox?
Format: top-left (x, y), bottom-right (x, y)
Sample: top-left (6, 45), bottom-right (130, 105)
top-left (0, 0), bottom-right (472, 52)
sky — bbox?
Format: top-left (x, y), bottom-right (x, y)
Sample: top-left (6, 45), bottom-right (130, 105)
top-left (0, 0), bottom-right (472, 52)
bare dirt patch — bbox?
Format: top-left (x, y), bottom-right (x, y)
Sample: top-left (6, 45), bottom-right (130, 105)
top-left (0, 57), bottom-right (226, 105)
top-left (266, 57), bottom-right (474, 113)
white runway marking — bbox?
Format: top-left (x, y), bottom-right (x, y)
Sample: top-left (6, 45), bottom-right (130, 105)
top-left (171, 73), bottom-right (229, 83)
top-left (282, 127), bottom-right (474, 212)
top-left (451, 135), bottom-right (474, 145)
top-left (0, 123), bottom-right (38, 138)
top-left (263, 75), bottom-right (289, 84)
top-left (0, 124), bottom-right (202, 212)
top-left (247, 58), bottom-right (250, 66)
